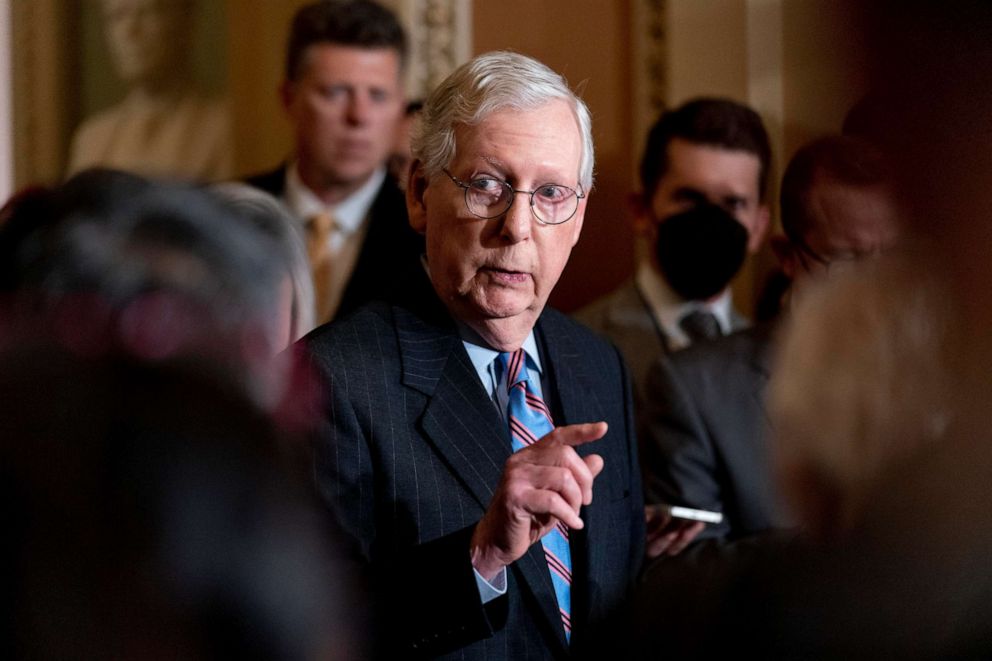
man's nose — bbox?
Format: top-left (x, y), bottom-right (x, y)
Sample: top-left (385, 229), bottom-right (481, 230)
top-left (346, 92), bottom-right (371, 125)
top-left (499, 192), bottom-right (533, 243)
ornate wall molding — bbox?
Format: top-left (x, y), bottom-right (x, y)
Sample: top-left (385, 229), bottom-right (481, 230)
top-left (11, 0), bottom-right (74, 187)
top-left (387, 0), bottom-right (472, 101)
top-left (631, 0), bottom-right (667, 160)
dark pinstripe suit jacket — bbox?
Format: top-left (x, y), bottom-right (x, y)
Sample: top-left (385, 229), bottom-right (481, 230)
top-left (305, 299), bottom-right (644, 660)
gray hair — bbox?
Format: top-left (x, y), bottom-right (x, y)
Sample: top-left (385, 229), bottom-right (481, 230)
top-left (211, 182), bottom-right (316, 342)
top-left (411, 50), bottom-right (595, 191)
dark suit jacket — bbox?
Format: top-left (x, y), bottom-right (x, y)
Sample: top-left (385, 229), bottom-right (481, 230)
top-left (639, 323), bottom-right (788, 541)
top-left (304, 297), bottom-right (645, 660)
top-left (245, 165), bottom-right (428, 320)
top-left (574, 279), bottom-right (748, 423)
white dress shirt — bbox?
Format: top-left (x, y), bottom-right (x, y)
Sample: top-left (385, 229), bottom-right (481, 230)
top-left (634, 261), bottom-right (734, 351)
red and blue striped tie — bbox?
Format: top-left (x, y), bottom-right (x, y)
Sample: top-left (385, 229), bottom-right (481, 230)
top-left (497, 349), bottom-right (572, 641)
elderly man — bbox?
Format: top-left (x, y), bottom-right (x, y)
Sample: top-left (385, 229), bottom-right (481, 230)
top-left (305, 52), bottom-right (644, 659)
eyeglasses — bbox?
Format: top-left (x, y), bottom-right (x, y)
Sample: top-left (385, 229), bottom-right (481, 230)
top-left (442, 169), bottom-right (585, 225)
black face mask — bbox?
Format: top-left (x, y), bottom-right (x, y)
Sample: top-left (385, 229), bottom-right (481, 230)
top-left (654, 204), bottom-right (749, 301)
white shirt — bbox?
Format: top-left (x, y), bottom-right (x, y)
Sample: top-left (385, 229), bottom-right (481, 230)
top-left (635, 261), bottom-right (734, 351)
top-left (462, 330), bottom-right (545, 416)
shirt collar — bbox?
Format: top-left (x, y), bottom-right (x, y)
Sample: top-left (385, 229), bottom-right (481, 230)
top-left (635, 261), bottom-right (733, 348)
top-left (284, 163), bottom-right (386, 234)
top-left (460, 325), bottom-right (543, 395)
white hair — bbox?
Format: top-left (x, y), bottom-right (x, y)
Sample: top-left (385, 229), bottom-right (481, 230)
top-left (411, 50), bottom-right (595, 191)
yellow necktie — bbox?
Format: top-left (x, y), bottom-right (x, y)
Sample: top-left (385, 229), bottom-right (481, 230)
top-left (306, 212), bottom-right (336, 325)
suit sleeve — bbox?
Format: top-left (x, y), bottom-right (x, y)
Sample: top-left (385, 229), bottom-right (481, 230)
top-left (639, 355), bottom-right (731, 541)
top-left (306, 332), bottom-right (506, 658)
top-left (616, 344), bottom-right (647, 578)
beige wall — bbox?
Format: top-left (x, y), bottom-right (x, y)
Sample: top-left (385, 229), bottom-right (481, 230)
top-left (0, 0), bottom-right (12, 201)
top-left (227, 0), bottom-right (309, 178)
top-left (781, 1), bottom-right (867, 156)
top-left (664, 0), bottom-right (866, 314)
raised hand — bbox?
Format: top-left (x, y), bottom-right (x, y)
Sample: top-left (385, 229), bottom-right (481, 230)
top-left (470, 422), bottom-right (607, 580)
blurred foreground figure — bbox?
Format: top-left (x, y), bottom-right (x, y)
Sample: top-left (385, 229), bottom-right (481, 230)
top-left (0, 169), bottom-right (299, 406)
top-left (0, 171), bottom-right (364, 658)
top-left (635, 2), bottom-right (992, 657)
top-left (1, 349), bottom-right (362, 660)
top-left (211, 181), bottom-right (317, 345)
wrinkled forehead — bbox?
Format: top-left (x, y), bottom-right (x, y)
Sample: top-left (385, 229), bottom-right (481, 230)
top-left (450, 101), bottom-right (584, 178)
top-left (805, 179), bottom-right (901, 254)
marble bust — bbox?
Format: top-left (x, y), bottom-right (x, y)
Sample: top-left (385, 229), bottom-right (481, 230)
top-left (67, 0), bottom-right (232, 182)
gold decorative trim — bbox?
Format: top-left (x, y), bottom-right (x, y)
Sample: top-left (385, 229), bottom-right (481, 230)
top-left (388, 0), bottom-right (471, 101)
top-left (632, 0), bottom-right (667, 170)
top-left (11, 0), bottom-right (73, 187)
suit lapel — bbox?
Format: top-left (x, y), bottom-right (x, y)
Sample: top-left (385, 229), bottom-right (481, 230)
top-left (746, 323), bottom-right (776, 423)
top-left (396, 305), bottom-right (510, 511)
top-left (397, 305), bottom-right (572, 655)
top-left (538, 310), bottom-right (606, 430)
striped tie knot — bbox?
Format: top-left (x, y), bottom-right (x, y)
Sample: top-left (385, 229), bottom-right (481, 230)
top-left (496, 349), bottom-right (527, 391)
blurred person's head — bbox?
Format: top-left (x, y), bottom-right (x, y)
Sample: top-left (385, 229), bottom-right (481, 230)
top-left (634, 98), bottom-right (772, 301)
top-left (211, 182), bottom-right (317, 345)
top-left (407, 50), bottom-right (592, 350)
top-left (4, 170), bottom-right (291, 405)
top-left (1, 345), bottom-right (363, 660)
top-left (281, 0), bottom-right (407, 203)
top-left (768, 253), bottom-right (953, 541)
top-left (774, 135), bottom-right (901, 297)
top-left (101, 0), bottom-right (193, 90)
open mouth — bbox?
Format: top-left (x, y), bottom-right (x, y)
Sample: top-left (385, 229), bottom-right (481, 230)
top-left (483, 267), bottom-right (530, 284)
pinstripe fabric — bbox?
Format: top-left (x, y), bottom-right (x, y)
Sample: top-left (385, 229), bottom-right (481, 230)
top-left (305, 300), bottom-right (645, 659)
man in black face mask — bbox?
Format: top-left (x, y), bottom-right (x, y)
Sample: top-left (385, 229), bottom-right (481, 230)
top-left (637, 135), bottom-right (901, 568)
top-left (576, 98), bottom-right (771, 411)
top-left (576, 98), bottom-right (772, 557)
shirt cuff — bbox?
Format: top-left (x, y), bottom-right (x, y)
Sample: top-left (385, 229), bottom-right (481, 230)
top-left (474, 566), bottom-right (507, 604)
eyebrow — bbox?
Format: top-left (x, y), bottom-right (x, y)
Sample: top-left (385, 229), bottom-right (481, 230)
top-left (671, 187), bottom-right (710, 205)
top-left (471, 158), bottom-right (576, 186)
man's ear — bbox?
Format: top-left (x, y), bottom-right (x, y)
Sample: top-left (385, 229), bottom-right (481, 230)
top-left (771, 234), bottom-right (800, 280)
top-left (406, 159), bottom-right (429, 235)
top-left (747, 204), bottom-right (772, 253)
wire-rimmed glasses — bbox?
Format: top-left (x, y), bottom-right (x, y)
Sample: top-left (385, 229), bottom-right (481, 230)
top-left (443, 169), bottom-right (585, 225)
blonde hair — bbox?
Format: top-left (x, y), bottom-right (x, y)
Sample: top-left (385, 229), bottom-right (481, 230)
top-left (769, 252), bottom-right (954, 530)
